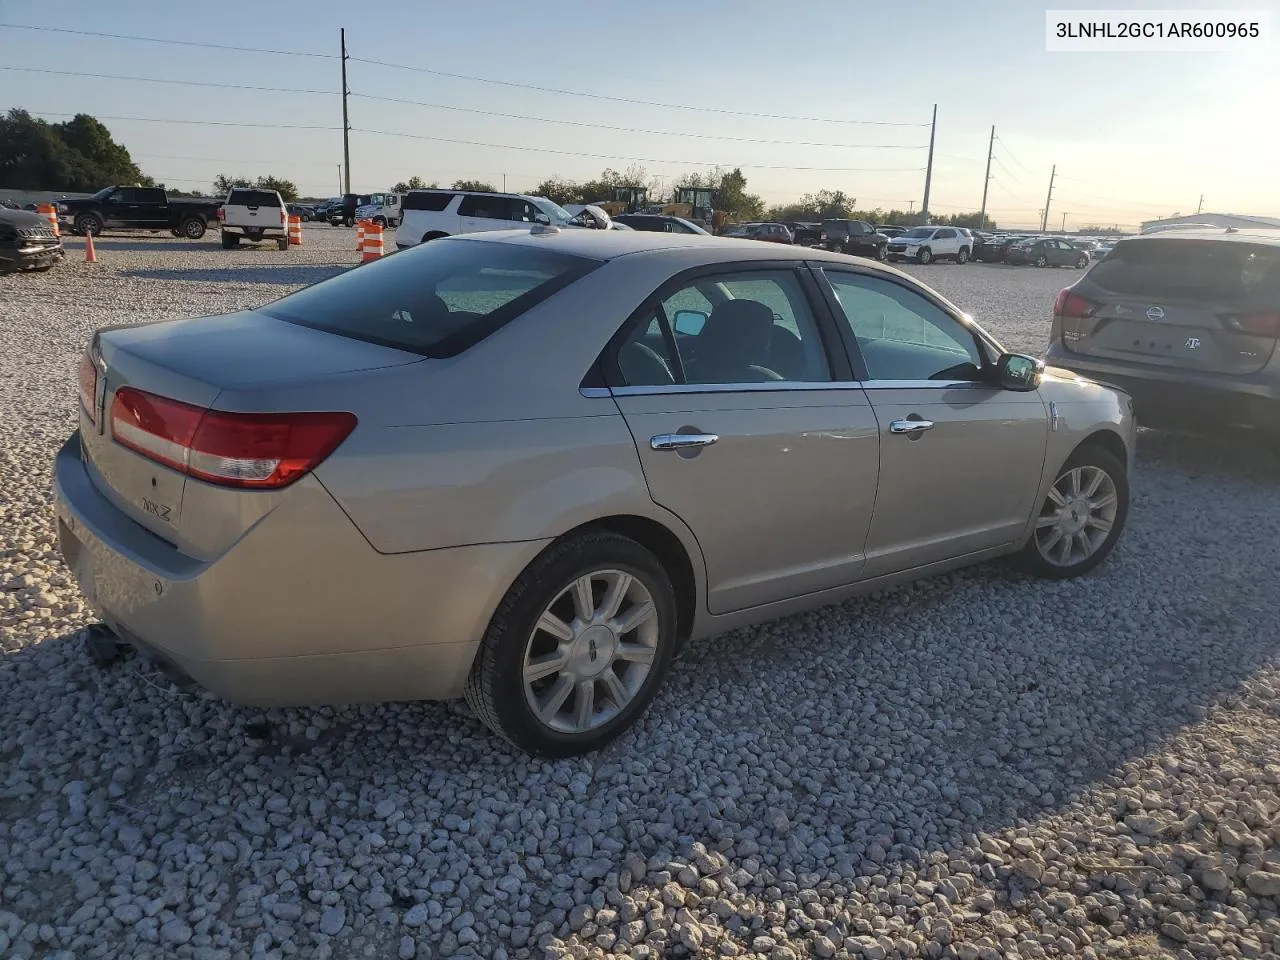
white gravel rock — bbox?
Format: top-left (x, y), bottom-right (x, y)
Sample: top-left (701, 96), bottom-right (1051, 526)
top-left (3, 234), bottom-right (1280, 958)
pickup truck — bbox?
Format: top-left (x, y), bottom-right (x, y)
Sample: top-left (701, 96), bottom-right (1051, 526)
top-left (58, 186), bottom-right (223, 240)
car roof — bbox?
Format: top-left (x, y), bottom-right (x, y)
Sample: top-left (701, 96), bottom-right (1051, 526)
top-left (451, 226), bottom-right (925, 272)
top-left (1121, 227), bottom-right (1280, 246)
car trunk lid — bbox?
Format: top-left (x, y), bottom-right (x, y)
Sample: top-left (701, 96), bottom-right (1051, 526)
top-left (1058, 237), bottom-right (1280, 375)
top-left (78, 312), bottom-right (420, 554)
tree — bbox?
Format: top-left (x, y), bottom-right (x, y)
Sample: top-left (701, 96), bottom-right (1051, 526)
top-left (211, 174), bottom-right (298, 202)
top-left (452, 179), bottom-right (495, 192)
top-left (392, 176), bottom-right (435, 192)
top-left (530, 176), bottom-right (581, 205)
top-left (714, 168), bottom-right (764, 221)
top-left (0, 108), bottom-right (149, 191)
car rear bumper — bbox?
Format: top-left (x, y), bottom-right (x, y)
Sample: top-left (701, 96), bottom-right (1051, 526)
top-left (1044, 345), bottom-right (1280, 430)
top-left (221, 225), bottom-right (286, 238)
top-left (53, 431), bottom-right (548, 706)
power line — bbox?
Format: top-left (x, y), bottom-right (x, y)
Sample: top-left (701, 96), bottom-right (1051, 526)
top-left (24, 110), bottom-right (341, 131)
top-left (349, 93), bottom-right (927, 150)
top-left (990, 155), bottom-right (1021, 184)
top-left (0, 22), bottom-right (335, 57)
top-left (1, 65), bottom-right (332, 95)
top-left (136, 152), bottom-right (342, 167)
top-left (354, 127), bottom-right (927, 173)
top-left (349, 56), bottom-right (929, 127)
top-left (993, 135), bottom-right (1034, 175)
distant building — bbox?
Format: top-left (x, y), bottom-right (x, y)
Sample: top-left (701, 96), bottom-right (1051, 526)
top-left (1141, 212), bottom-right (1280, 232)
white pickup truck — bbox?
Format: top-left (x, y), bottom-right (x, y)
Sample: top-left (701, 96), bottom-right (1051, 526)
top-left (219, 188), bottom-right (289, 250)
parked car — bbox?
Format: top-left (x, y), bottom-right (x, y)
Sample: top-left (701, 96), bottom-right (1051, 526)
top-left (823, 219), bottom-right (888, 259)
top-left (0, 206), bottom-right (64, 273)
top-left (874, 225), bottom-right (907, 238)
top-left (1007, 237), bottom-right (1091, 268)
top-left (1070, 238), bottom-right (1098, 256)
top-left (219, 188), bottom-right (289, 250)
top-left (287, 204), bottom-right (317, 222)
top-left (722, 222), bottom-right (793, 244)
top-left (786, 222), bottom-right (824, 246)
top-left (885, 226), bottom-right (971, 264)
top-left (974, 235), bottom-right (1029, 263)
top-left (1093, 240), bottom-right (1116, 260)
top-left (1048, 228), bottom-right (1280, 436)
top-left (58, 186), bottom-right (222, 239)
top-left (55, 229), bottom-right (1134, 755)
top-left (397, 189), bottom-right (588, 248)
top-left (613, 214), bottom-right (710, 235)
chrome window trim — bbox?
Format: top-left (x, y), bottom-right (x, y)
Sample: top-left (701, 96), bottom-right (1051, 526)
top-left (582, 379), bottom-right (990, 398)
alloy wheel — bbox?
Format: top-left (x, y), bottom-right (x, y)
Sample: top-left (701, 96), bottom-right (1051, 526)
top-left (1034, 465), bottom-right (1119, 567)
top-left (522, 569), bottom-right (659, 734)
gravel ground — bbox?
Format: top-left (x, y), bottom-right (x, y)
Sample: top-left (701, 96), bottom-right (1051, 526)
top-left (3, 229), bottom-right (1280, 960)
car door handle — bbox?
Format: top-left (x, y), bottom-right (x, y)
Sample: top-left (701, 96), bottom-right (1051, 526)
top-left (650, 433), bottom-right (719, 450)
top-left (889, 419), bottom-right (935, 435)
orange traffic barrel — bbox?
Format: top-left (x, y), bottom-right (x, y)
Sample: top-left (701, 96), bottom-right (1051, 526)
top-left (361, 221), bottom-right (384, 262)
top-left (288, 215), bottom-right (303, 246)
top-left (355, 219), bottom-right (367, 252)
top-left (37, 203), bottom-right (59, 237)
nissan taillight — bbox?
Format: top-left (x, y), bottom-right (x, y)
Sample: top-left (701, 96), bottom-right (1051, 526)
top-left (1228, 311), bottom-right (1280, 337)
top-left (110, 388), bottom-right (356, 489)
top-left (1054, 288), bottom-right (1100, 318)
top-left (77, 351), bottom-right (98, 425)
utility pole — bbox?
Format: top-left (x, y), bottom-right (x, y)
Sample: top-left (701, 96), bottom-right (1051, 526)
top-left (1061, 211), bottom-right (1068, 232)
top-left (340, 28), bottom-right (351, 194)
top-left (979, 125), bottom-right (994, 230)
top-left (908, 199), bottom-right (915, 214)
top-left (503, 173), bottom-right (507, 192)
top-left (920, 104), bottom-right (937, 224)
top-left (1040, 164), bottom-right (1056, 232)
top-left (336, 164), bottom-right (341, 195)
top-left (1197, 194), bottom-right (1204, 214)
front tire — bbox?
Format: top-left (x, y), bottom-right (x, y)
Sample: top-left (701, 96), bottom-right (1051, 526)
top-left (75, 214), bottom-right (103, 237)
top-left (1015, 444), bottom-right (1128, 579)
top-left (917, 247), bottom-right (934, 265)
top-left (465, 531), bottom-right (679, 757)
top-left (957, 246), bottom-right (970, 264)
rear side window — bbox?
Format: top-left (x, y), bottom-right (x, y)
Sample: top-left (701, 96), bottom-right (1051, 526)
top-left (1089, 240), bottom-right (1280, 303)
top-left (260, 239), bottom-right (598, 357)
top-left (458, 195), bottom-right (513, 219)
top-left (403, 191), bottom-right (455, 212)
top-left (228, 189), bottom-right (282, 208)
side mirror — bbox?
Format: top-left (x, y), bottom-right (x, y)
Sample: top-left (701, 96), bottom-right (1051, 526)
top-left (996, 353), bottom-right (1043, 391)
top-left (672, 310), bottom-right (708, 336)
top-left (533, 213), bottom-right (551, 226)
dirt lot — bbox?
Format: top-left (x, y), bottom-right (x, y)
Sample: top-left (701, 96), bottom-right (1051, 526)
top-left (2, 227), bottom-right (1279, 960)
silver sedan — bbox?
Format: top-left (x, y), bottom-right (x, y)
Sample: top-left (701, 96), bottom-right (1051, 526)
top-left (55, 228), bottom-right (1135, 755)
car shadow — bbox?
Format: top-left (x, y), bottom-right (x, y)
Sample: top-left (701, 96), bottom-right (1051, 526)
top-left (121, 264), bottom-right (353, 285)
top-left (3, 428), bottom-right (1278, 955)
top-left (59, 238), bottom-right (219, 253)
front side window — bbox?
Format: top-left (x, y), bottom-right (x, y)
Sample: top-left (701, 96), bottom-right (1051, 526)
top-left (260, 239), bottom-right (597, 357)
top-left (823, 271), bottom-right (984, 382)
top-left (614, 270), bottom-right (832, 386)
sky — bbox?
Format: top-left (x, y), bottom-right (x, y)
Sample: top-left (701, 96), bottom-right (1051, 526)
top-left (3, 0), bottom-right (1278, 230)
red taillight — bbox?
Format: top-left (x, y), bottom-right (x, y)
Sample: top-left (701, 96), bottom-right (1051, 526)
top-left (1231, 311), bottom-right (1280, 337)
top-left (110, 388), bottom-right (356, 489)
top-left (1054, 289), bottom-right (1099, 318)
top-left (77, 352), bottom-right (99, 425)
top-left (216, 207), bottom-right (225, 221)
top-left (280, 209), bottom-right (287, 227)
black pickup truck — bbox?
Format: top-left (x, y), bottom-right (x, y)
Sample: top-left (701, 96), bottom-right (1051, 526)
top-left (58, 186), bottom-right (223, 239)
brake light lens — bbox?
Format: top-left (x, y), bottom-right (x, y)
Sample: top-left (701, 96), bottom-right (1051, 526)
top-left (1054, 289), bottom-right (1099, 318)
top-left (1229, 311), bottom-right (1280, 337)
top-left (110, 388), bottom-right (356, 489)
top-left (216, 206), bottom-right (225, 221)
top-left (77, 352), bottom-right (98, 425)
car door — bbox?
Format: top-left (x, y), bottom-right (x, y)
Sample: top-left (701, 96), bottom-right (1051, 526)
top-left (99, 188), bottom-right (135, 228)
top-left (815, 266), bottom-right (1048, 577)
top-left (605, 264), bottom-right (881, 614)
top-left (933, 228), bottom-right (960, 257)
top-left (135, 188), bottom-right (168, 228)
top-left (458, 195), bottom-right (517, 234)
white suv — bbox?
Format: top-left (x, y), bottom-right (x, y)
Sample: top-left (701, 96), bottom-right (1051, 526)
top-left (885, 225), bottom-right (970, 265)
top-left (219, 188), bottom-right (289, 250)
top-left (397, 190), bottom-right (583, 250)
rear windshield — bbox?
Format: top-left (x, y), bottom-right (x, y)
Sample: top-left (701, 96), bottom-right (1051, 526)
top-left (1089, 239), bottom-right (1280, 303)
top-left (402, 191), bottom-right (456, 212)
top-left (227, 189), bottom-right (282, 207)
top-left (260, 239), bottom-right (598, 357)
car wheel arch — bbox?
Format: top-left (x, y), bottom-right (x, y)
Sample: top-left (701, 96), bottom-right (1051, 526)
top-left (1071, 428), bottom-right (1129, 473)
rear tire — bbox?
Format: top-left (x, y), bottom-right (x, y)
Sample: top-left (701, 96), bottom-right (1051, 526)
top-left (1014, 444), bottom-right (1128, 579)
top-left (75, 214), bottom-right (103, 237)
top-left (181, 218), bottom-right (206, 240)
top-left (1076, 255), bottom-right (1088, 268)
top-left (464, 531), bottom-right (679, 757)
top-left (1034, 254), bottom-right (1048, 267)
top-left (276, 237), bottom-right (289, 251)
top-left (957, 246), bottom-right (970, 264)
